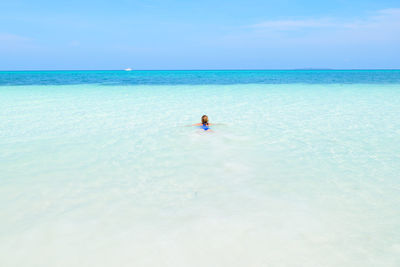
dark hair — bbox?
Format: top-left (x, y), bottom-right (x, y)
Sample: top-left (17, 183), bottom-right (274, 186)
top-left (201, 115), bottom-right (209, 125)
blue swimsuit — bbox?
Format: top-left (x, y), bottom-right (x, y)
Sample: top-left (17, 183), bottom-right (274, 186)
top-left (201, 123), bottom-right (210, 131)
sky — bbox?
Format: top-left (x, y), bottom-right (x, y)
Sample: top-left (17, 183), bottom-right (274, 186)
top-left (1, 0), bottom-right (400, 70)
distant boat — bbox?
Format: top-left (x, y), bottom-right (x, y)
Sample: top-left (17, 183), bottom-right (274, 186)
top-left (125, 68), bottom-right (132, 71)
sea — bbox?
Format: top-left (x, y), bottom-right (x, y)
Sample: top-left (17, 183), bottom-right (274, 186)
top-left (1, 70), bottom-right (399, 266)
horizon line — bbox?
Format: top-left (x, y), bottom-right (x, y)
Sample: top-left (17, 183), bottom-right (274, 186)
top-left (1, 68), bottom-right (400, 72)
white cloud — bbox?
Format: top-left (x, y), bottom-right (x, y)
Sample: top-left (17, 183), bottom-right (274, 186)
top-left (0, 33), bottom-right (40, 52)
top-left (229, 8), bottom-right (400, 47)
top-left (251, 19), bottom-right (337, 29)
top-left (378, 8), bottom-right (400, 15)
top-left (68, 40), bottom-right (80, 47)
top-left (0, 33), bottom-right (30, 42)
top-left (249, 8), bottom-right (400, 31)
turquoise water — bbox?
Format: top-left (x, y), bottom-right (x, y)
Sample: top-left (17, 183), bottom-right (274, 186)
top-left (1, 71), bottom-right (400, 266)
top-left (1, 70), bottom-right (400, 85)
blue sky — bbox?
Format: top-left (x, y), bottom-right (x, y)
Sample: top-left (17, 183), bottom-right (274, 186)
top-left (1, 0), bottom-right (399, 70)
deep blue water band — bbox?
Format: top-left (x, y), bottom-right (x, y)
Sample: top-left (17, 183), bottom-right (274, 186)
top-left (1, 70), bottom-right (400, 86)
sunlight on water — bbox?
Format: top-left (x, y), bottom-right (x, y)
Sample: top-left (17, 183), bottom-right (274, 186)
top-left (1, 82), bottom-right (400, 266)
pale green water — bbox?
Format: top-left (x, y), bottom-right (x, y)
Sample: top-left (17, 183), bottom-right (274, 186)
top-left (1, 81), bottom-right (400, 266)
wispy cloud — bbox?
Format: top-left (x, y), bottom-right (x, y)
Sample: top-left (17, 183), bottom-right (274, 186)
top-left (0, 33), bottom-right (30, 42)
top-left (68, 40), bottom-right (80, 47)
top-left (0, 33), bottom-right (40, 52)
top-left (250, 19), bottom-right (337, 29)
top-left (248, 8), bottom-right (400, 31)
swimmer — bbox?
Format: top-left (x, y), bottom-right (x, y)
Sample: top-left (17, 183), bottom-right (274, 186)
top-left (190, 115), bottom-right (213, 131)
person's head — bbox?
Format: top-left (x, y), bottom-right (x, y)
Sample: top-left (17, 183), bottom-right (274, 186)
top-left (201, 115), bottom-right (209, 124)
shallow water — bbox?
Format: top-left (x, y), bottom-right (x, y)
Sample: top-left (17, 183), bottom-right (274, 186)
top-left (1, 73), bottom-right (400, 266)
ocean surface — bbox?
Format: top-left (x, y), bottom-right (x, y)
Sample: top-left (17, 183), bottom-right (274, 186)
top-left (1, 70), bottom-right (400, 267)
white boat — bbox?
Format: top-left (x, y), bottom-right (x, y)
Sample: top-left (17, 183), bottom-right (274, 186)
top-left (125, 68), bottom-right (132, 71)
